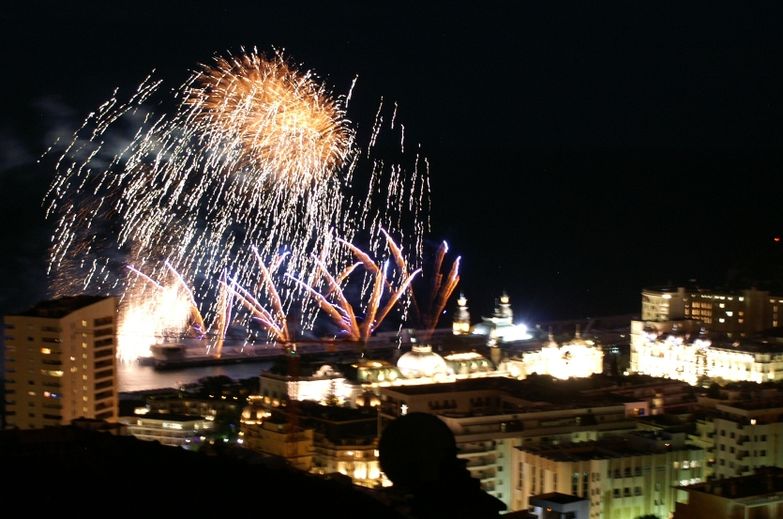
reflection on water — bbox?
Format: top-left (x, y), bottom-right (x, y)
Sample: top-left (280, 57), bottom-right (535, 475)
top-left (118, 361), bottom-right (273, 392)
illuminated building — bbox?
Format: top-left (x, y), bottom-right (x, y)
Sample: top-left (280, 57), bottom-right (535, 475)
top-left (379, 377), bottom-right (644, 509)
top-left (242, 400), bottom-right (383, 485)
top-left (259, 364), bottom-right (356, 407)
top-left (501, 330), bottom-right (604, 380)
top-left (258, 349), bottom-right (498, 409)
top-left (630, 321), bottom-right (783, 385)
top-left (242, 417), bottom-right (314, 471)
top-left (673, 468), bottom-right (783, 519)
top-left (472, 292), bottom-right (532, 344)
top-left (709, 400), bottom-right (783, 479)
top-left (118, 413), bottom-right (213, 448)
top-left (512, 431), bottom-right (705, 518)
top-left (3, 295), bottom-right (118, 429)
top-left (642, 286), bottom-right (782, 334)
top-left (444, 351), bottom-right (494, 376)
top-left (313, 440), bottom-right (383, 487)
top-left (453, 293), bottom-right (471, 335)
top-left (397, 344), bottom-right (452, 379)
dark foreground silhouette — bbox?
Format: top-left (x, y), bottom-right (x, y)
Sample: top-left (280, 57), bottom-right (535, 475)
top-left (379, 412), bottom-right (506, 518)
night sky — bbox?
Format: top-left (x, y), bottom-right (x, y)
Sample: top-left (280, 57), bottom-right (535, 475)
top-left (2, 2), bottom-right (783, 324)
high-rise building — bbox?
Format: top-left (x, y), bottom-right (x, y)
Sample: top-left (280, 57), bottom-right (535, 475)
top-left (3, 295), bottom-right (118, 429)
top-left (641, 286), bottom-right (780, 334)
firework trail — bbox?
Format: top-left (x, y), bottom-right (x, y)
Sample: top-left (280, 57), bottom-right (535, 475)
top-left (44, 48), bottom-right (430, 358)
top-left (415, 241), bottom-right (461, 338)
top-left (222, 249), bottom-right (291, 350)
top-left (287, 235), bottom-right (421, 344)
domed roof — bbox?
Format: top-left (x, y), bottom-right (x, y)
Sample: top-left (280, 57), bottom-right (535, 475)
top-left (397, 345), bottom-right (452, 379)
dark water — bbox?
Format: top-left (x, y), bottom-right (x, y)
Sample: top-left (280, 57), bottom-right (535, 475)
top-left (117, 360), bottom-right (273, 392)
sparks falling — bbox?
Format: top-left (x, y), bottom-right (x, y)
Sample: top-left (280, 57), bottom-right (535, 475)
top-left (44, 48), bottom-right (430, 359)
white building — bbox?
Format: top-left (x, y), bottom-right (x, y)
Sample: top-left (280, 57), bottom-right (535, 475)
top-left (502, 331), bottom-right (604, 380)
top-left (119, 413), bottom-right (213, 448)
top-left (630, 321), bottom-right (783, 385)
top-left (512, 431), bottom-right (705, 518)
top-left (471, 293), bottom-right (532, 344)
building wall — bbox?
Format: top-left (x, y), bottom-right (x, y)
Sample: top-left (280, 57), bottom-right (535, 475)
top-left (119, 416), bottom-right (213, 448)
top-left (641, 287), bottom-right (780, 334)
top-left (674, 489), bottom-right (783, 519)
top-left (381, 387), bottom-right (637, 511)
top-left (242, 421), bottom-right (314, 471)
top-left (630, 324), bottom-right (783, 386)
top-left (312, 441), bottom-right (383, 487)
top-left (642, 288), bottom-right (686, 321)
top-left (512, 447), bottom-right (705, 518)
top-left (4, 297), bottom-right (118, 429)
top-left (712, 407), bottom-right (783, 479)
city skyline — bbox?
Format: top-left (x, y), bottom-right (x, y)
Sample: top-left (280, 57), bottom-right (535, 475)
top-left (2, 3), bottom-right (783, 324)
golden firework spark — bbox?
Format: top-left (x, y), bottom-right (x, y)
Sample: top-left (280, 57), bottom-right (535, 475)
top-left (188, 52), bottom-right (352, 191)
top-left (45, 49), bottom-right (430, 360)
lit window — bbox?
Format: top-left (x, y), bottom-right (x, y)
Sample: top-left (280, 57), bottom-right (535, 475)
top-left (40, 347), bottom-right (51, 355)
top-left (726, 311), bottom-right (733, 317)
top-left (719, 303), bottom-right (725, 308)
top-left (719, 318), bottom-right (725, 323)
top-left (81, 320), bottom-right (87, 327)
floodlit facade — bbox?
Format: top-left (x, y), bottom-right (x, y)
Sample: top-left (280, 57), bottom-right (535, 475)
top-left (312, 441), bottom-right (383, 488)
top-left (242, 419), bottom-right (314, 471)
top-left (471, 293), bottom-right (532, 344)
top-left (503, 332), bottom-right (604, 380)
top-left (512, 432), bottom-right (706, 518)
top-left (4, 296), bottom-right (118, 429)
top-left (119, 413), bottom-right (213, 448)
top-left (630, 321), bottom-right (783, 385)
top-left (258, 349), bottom-right (498, 408)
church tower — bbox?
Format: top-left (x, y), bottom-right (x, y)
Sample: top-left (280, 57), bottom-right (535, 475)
top-left (452, 293), bottom-right (471, 335)
top-left (494, 291), bottom-right (513, 325)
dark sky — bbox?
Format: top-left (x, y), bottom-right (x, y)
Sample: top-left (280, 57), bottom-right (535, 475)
top-left (2, 2), bottom-right (783, 323)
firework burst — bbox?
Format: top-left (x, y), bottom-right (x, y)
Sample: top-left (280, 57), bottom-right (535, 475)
top-left (45, 48), bottom-right (429, 359)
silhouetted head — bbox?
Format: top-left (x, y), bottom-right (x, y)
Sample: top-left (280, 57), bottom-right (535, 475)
top-left (378, 412), bottom-right (459, 489)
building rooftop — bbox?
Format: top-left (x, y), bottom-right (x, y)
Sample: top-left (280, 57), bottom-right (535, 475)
top-left (9, 295), bottom-right (112, 318)
top-left (516, 434), bottom-right (700, 461)
top-left (382, 375), bottom-right (646, 408)
top-left (710, 338), bottom-right (783, 354)
top-left (530, 492), bottom-right (587, 505)
top-left (679, 467), bottom-right (783, 499)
